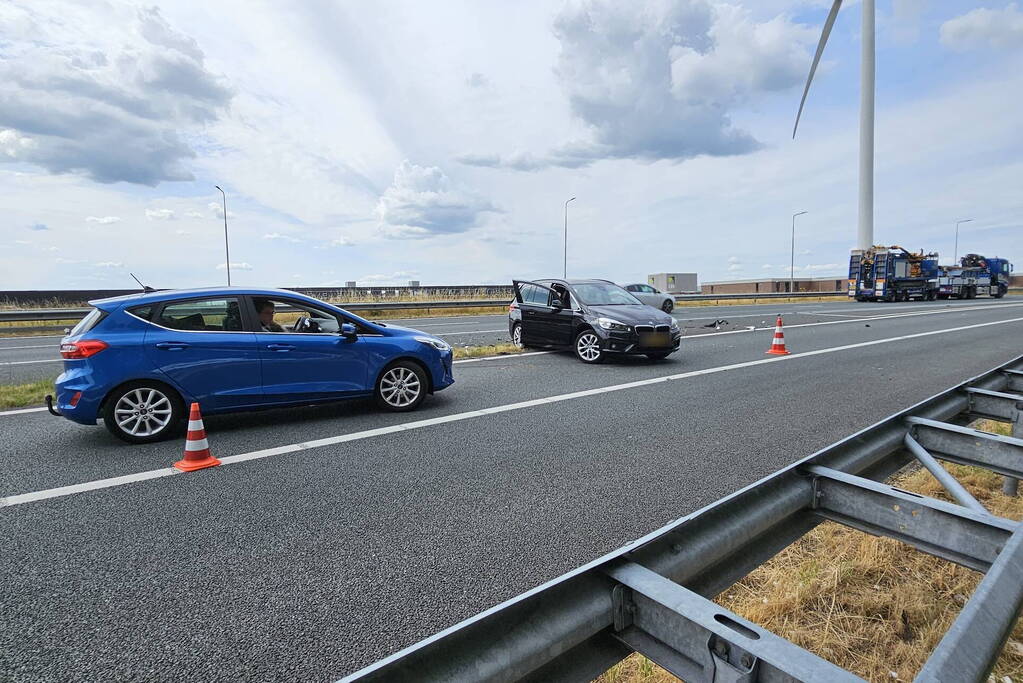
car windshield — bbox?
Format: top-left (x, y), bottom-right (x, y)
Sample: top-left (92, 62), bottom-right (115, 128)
top-left (572, 282), bottom-right (642, 306)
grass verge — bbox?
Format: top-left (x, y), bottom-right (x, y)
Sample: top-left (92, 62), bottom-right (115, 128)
top-left (451, 343), bottom-right (523, 360)
top-left (0, 377), bottom-right (56, 410)
top-left (596, 419), bottom-right (1023, 683)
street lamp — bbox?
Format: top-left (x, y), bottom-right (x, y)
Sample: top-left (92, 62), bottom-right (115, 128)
top-left (790, 211), bottom-right (808, 294)
top-left (215, 185), bottom-right (231, 286)
top-left (563, 197), bottom-right (576, 279)
top-left (953, 218), bottom-right (973, 264)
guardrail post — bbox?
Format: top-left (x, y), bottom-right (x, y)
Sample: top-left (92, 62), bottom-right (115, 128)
top-left (1003, 406), bottom-right (1022, 496)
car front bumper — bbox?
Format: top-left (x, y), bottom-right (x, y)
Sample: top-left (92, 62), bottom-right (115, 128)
top-left (598, 329), bottom-right (682, 355)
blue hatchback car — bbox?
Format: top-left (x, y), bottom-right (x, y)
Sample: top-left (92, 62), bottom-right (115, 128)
top-left (47, 287), bottom-right (454, 443)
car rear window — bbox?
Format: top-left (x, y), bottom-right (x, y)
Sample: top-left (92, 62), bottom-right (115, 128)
top-left (68, 308), bottom-right (107, 337)
top-left (127, 305), bottom-right (154, 321)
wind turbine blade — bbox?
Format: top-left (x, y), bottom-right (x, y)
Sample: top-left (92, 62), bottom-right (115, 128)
top-left (793, 0), bottom-right (843, 138)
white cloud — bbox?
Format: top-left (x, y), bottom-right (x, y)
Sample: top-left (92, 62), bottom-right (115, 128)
top-left (14, 239), bottom-right (31, 245)
top-left (145, 208), bottom-right (175, 220)
top-left (94, 261), bottom-right (123, 268)
top-left (174, 229), bottom-right (190, 236)
top-left (727, 263), bottom-right (743, 272)
top-left (941, 4), bottom-right (1023, 51)
top-left (55, 257), bottom-right (84, 264)
top-left (86, 215), bottom-right (120, 224)
top-left (0, 5), bottom-right (231, 184)
top-left (216, 261), bottom-right (253, 271)
top-left (262, 232), bottom-right (303, 243)
top-left (329, 237), bottom-right (354, 247)
top-left (0, 129), bottom-right (36, 158)
top-left (376, 160), bottom-right (497, 239)
top-left (461, 0), bottom-right (813, 170)
top-left (184, 210), bottom-right (204, 218)
top-left (727, 255), bottom-right (741, 264)
top-left (208, 202), bottom-right (235, 219)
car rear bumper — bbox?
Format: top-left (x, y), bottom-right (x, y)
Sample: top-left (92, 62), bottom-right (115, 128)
top-left (54, 365), bottom-right (105, 424)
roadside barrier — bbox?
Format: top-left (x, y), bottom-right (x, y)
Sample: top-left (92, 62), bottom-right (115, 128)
top-left (344, 355), bottom-right (1023, 682)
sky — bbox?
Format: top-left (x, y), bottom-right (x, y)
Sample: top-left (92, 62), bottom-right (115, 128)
top-left (0, 0), bottom-right (1020, 290)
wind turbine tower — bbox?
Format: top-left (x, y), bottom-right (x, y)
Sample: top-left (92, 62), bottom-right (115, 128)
top-left (793, 0), bottom-right (875, 252)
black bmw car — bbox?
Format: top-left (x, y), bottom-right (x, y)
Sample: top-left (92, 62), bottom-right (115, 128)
top-left (509, 279), bottom-right (681, 363)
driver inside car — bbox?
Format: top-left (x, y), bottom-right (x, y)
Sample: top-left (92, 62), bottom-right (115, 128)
top-left (254, 298), bottom-right (284, 332)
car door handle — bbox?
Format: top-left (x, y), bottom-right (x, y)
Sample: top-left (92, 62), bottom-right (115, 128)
top-left (155, 342), bottom-right (189, 351)
top-left (266, 343), bottom-right (295, 352)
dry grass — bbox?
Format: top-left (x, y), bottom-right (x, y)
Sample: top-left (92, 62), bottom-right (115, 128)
top-left (595, 420), bottom-right (1023, 683)
top-left (451, 343), bottom-right (523, 360)
top-left (0, 377), bottom-right (57, 409)
top-left (359, 305), bottom-right (508, 320)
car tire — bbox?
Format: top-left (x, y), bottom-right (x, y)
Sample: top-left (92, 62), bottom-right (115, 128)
top-left (102, 381), bottom-right (185, 444)
top-left (375, 360), bottom-right (428, 412)
top-left (661, 299), bottom-right (674, 313)
top-left (646, 352), bottom-right (672, 361)
top-left (574, 329), bottom-right (604, 364)
top-left (511, 323), bottom-right (525, 349)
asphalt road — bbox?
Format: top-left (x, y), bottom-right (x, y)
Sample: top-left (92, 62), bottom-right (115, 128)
top-left (1, 299), bottom-right (1022, 682)
top-left (0, 297), bottom-right (1017, 385)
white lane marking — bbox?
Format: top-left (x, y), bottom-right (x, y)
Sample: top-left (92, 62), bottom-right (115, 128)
top-left (0, 334), bottom-right (65, 341)
top-left (808, 300), bottom-right (1017, 315)
top-left (437, 329), bottom-right (507, 336)
top-left (0, 406), bottom-right (49, 416)
top-left (685, 302), bottom-right (1023, 339)
top-left (408, 319), bottom-right (506, 327)
top-left (454, 351), bottom-right (553, 364)
top-left (5, 315), bottom-right (1023, 509)
top-left (0, 359), bottom-right (61, 366)
top-left (0, 344), bottom-right (58, 350)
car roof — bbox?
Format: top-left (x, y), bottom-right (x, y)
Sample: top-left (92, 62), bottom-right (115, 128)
top-left (89, 286), bottom-right (323, 308)
top-left (535, 278), bottom-right (617, 286)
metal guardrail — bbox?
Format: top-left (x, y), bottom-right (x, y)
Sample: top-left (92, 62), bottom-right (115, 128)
top-left (0, 300), bottom-right (513, 324)
top-left (343, 355), bottom-right (1023, 682)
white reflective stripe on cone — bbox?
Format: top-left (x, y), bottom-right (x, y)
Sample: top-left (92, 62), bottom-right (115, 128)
top-left (185, 438), bottom-right (210, 451)
top-left (187, 420), bottom-right (204, 431)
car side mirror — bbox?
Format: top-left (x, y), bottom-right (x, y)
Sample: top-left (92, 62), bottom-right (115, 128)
top-left (340, 322), bottom-right (358, 339)
top-left (550, 298), bottom-right (565, 309)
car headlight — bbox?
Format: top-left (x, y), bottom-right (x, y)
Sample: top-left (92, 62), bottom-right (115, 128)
top-left (670, 318), bottom-right (679, 330)
top-left (596, 317), bottom-right (630, 332)
top-left (415, 336), bottom-right (450, 351)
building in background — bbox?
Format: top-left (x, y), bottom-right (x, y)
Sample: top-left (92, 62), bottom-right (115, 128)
top-left (701, 276), bottom-right (845, 294)
top-left (647, 273), bottom-right (698, 294)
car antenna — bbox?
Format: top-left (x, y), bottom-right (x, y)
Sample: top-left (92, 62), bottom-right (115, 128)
top-left (129, 272), bottom-right (155, 293)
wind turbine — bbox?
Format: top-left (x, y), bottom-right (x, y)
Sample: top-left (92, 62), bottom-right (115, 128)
top-left (793, 0), bottom-right (875, 252)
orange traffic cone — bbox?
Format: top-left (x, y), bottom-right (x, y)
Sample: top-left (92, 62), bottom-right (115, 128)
top-left (765, 315), bottom-right (791, 355)
top-left (173, 403), bottom-right (221, 472)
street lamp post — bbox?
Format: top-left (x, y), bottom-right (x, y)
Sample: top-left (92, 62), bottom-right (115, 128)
top-left (790, 211), bottom-right (808, 294)
top-left (563, 197), bottom-right (576, 279)
top-left (953, 218), bottom-right (973, 264)
top-left (215, 185), bottom-right (231, 286)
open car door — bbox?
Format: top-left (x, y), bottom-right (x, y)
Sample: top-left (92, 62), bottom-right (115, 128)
top-left (512, 280), bottom-right (571, 346)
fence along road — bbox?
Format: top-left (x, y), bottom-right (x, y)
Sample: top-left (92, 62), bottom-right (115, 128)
top-left (345, 355), bottom-right (1023, 682)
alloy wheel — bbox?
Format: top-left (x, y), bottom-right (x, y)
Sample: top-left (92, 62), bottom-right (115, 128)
top-left (113, 387), bottom-right (173, 437)
top-left (576, 333), bottom-right (601, 362)
top-left (379, 367), bottom-right (422, 408)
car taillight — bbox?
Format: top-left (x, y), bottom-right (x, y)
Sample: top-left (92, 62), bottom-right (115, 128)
top-left (60, 340), bottom-right (109, 359)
